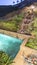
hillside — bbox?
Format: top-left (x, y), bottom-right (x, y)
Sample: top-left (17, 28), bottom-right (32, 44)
top-left (0, 2), bottom-right (37, 33)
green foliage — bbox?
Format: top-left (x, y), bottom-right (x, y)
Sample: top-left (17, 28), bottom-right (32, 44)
top-left (31, 17), bottom-right (37, 35)
top-left (26, 17), bottom-right (37, 50)
top-left (0, 51), bottom-right (13, 65)
top-left (0, 12), bottom-right (24, 32)
top-left (26, 37), bottom-right (37, 50)
top-left (33, 17), bottom-right (37, 27)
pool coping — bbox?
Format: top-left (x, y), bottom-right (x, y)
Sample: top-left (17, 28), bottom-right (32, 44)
top-left (0, 29), bottom-right (30, 40)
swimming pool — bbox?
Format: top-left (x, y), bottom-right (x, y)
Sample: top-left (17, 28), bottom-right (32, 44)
top-left (0, 34), bottom-right (23, 58)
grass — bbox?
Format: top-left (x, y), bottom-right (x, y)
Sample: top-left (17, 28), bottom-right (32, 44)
top-left (33, 17), bottom-right (37, 27)
top-left (31, 17), bottom-right (37, 35)
top-left (0, 13), bottom-right (24, 32)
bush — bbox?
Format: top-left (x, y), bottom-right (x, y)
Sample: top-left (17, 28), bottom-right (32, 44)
top-left (0, 51), bottom-right (13, 65)
top-left (26, 38), bottom-right (37, 50)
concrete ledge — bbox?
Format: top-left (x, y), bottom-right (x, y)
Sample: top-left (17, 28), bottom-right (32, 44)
top-left (0, 29), bottom-right (28, 40)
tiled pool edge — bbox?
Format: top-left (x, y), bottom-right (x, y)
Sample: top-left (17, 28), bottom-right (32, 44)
top-left (0, 29), bottom-right (29, 40)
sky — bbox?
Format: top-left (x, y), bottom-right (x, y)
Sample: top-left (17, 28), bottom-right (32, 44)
top-left (0, 0), bottom-right (24, 5)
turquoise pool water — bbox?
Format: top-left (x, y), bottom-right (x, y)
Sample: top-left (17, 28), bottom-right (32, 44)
top-left (0, 34), bottom-right (23, 58)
